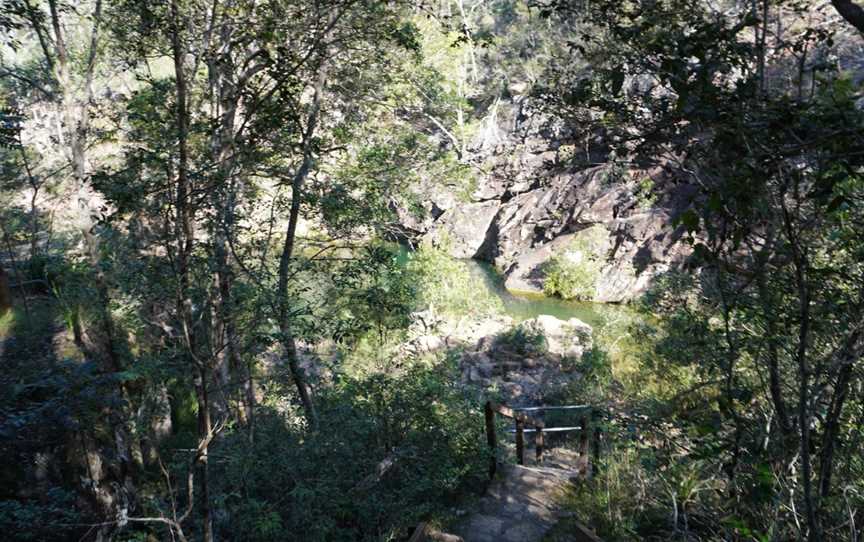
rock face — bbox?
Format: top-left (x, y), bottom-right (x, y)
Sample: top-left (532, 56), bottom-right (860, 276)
top-left (404, 311), bottom-right (593, 404)
top-left (410, 97), bottom-right (694, 303)
top-left (424, 200), bottom-right (501, 258)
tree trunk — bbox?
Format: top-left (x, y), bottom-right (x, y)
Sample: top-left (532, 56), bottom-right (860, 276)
top-left (783, 205), bottom-right (819, 541)
top-left (201, 5), bottom-right (259, 428)
top-left (831, 0), bottom-right (864, 33)
top-left (757, 0), bottom-right (769, 93)
top-left (211, 97), bottom-right (252, 426)
top-left (171, 1), bottom-right (212, 539)
top-left (275, 64), bottom-right (328, 428)
top-left (16, 136), bottom-right (42, 263)
top-left (818, 330), bottom-right (862, 500)
top-left (0, 266), bottom-right (11, 316)
top-left (193, 365), bottom-right (213, 542)
top-left (46, 1), bottom-right (143, 526)
top-left (757, 272), bottom-right (792, 437)
top-left (277, 178), bottom-right (318, 427)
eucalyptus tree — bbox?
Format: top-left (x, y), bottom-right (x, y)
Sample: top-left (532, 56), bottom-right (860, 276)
top-left (540, 0), bottom-right (864, 538)
top-left (90, 1), bottom-right (430, 537)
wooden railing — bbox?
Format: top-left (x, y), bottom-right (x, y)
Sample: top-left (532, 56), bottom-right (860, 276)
top-left (484, 401), bottom-right (601, 479)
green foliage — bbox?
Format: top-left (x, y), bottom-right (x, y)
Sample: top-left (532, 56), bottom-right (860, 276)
top-left (406, 242), bottom-right (504, 319)
top-left (0, 488), bottom-right (83, 541)
top-left (634, 176), bottom-right (656, 209)
top-left (570, 346), bottom-right (613, 390)
top-left (328, 243), bottom-right (418, 346)
top-left (542, 226), bottom-right (607, 301)
top-left (542, 254), bottom-right (599, 301)
top-left (595, 159), bottom-right (627, 187)
top-left (550, 443), bottom-right (724, 541)
top-left (320, 130), bottom-right (468, 237)
top-left (492, 320), bottom-right (548, 357)
top-left (0, 307), bottom-right (13, 338)
top-left (213, 360), bottom-right (487, 541)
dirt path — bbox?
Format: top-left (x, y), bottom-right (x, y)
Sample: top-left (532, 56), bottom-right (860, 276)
top-left (452, 449), bottom-right (585, 542)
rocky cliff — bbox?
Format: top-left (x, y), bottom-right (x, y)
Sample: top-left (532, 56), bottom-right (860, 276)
top-left (405, 97), bottom-right (696, 303)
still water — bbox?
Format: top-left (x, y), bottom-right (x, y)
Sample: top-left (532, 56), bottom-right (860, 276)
top-left (462, 259), bottom-right (624, 329)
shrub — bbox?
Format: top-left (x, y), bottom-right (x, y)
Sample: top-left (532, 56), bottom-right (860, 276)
top-left (0, 488), bottom-right (83, 541)
top-left (213, 360), bottom-right (488, 541)
top-left (634, 176), bottom-right (657, 209)
top-left (542, 254), bottom-right (601, 300)
top-left (492, 320), bottom-right (548, 357)
top-left (550, 444), bottom-right (724, 541)
top-left (406, 242), bottom-right (504, 318)
top-left (542, 226), bottom-right (607, 301)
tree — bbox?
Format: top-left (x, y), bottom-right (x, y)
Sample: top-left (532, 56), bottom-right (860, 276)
top-left (0, 266), bottom-right (10, 315)
top-left (88, 0), bottom-right (428, 536)
top-left (542, 0), bottom-right (864, 538)
top-left (832, 0), bottom-right (864, 32)
top-left (0, 3), bottom-right (151, 533)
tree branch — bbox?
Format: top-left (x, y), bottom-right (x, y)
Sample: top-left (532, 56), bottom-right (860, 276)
top-left (831, 0), bottom-right (864, 33)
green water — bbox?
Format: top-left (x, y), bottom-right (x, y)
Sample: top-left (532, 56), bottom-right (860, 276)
top-left (462, 259), bottom-right (623, 329)
top-left (394, 243), bottom-right (628, 329)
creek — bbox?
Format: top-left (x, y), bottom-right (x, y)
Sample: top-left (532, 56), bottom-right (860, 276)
top-left (462, 259), bottom-right (626, 329)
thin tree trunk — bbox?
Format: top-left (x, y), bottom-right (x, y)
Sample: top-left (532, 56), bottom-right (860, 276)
top-left (276, 65), bottom-right (328, 428)
top-left (818, 330), bottom-right (862, 500)
top-left (0, 221), bottom-right (31, 321)
top-left (756, 271), bottom-right (792, 436)
top-left (171, 1), bottom-right (212, 539)
top-left (217, 224), bottom-right (251, 424)
top-left (16, 135), bottom-right (42, 263)
top-left (717, 267), bottom-right (744, 486)
top-left (794, 258), bottom-right (818, 541)
top-left (0, 266), bottom-right (11, 317)
top-left (757, 0), bottom-right (769, 93)
top-left (277, 178), bottom-right (318, 426)
top-left (192, 364), bottom-right (213, 542)
top-left (782, 192), bottom-right (819, 540)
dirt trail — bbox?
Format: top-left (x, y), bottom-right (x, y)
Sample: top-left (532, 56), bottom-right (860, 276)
top-left (452, 448), bottom-right (590, 542)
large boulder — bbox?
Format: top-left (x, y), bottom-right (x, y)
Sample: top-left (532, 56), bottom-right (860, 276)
top-left (520, 315), bottom-right (593, 359)
top-left (423, 200), bottom-right (501, 258)
top-left (456, 314), bottom-right (594, 402)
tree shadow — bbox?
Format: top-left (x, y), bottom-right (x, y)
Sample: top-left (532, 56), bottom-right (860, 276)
top-left (210, 357), bottom-right (489, 541)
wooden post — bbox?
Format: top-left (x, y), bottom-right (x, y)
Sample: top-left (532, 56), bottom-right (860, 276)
top-left (578, 415), bottom-right (588, 476)
top-left (484, 401), bottom-right (497, 479)
top-left (515, 419), bottom-right (524, 465)
top-left (535, 428), bottom-right (544, 464)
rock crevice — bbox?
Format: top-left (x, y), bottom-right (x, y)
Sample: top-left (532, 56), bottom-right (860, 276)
top-left (406, 97), bottom-right (694, 302)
